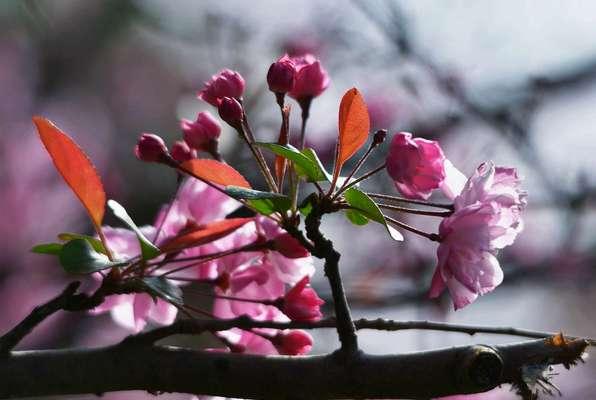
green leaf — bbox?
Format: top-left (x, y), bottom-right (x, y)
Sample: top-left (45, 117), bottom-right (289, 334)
top-left (141, 276), bottom-right (183, 306)
top-left (256, 143), bottom-right (322, 182)
top-left (59, 239), bottom-right (125, 274)
top-left (107, 199), bottom-right (161, 260)
top-left (58, 232), bottom-right (107, 254)
top-left (345, 209), bottom-right (369, 225)
top-left (300, 148), bottom-right (332, 182)
top-left (298, 193), bottom-right (316, 218)
top-left (343, 188), bottom-right (404, 241)
top-left (31, 243), bottom-right (63, 255)
top-left (225, 186), bottom-right (291, 216)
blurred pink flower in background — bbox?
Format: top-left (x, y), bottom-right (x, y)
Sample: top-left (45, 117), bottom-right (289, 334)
top-left (198, 69), bottom-right (245, 106)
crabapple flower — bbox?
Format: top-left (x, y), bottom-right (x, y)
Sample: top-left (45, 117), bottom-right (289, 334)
top-left (218, 97), bottom-right (244, 128)
top-left (429, 162), bottom-right (526, 310)
top-left (198, 69), bottom-right (245, 107)
top-left (288, 54), bottom-right (330, 100)
top-left (385, 132), bottom-right (446, 200)
top-left (272, 330), bottom-right (313, 355)
top-left (181, 111), bottom-right (221, 152)
top-left (171, 140), bottom-right (196, 163)
top-left (267, 54), bottom-right (296, 94)
top-left (134, 133), bottom-right (169, 163)
top-left (281, 276), bottom-right (324, 322)
top-left (90, 227), bottom-right (177, 332)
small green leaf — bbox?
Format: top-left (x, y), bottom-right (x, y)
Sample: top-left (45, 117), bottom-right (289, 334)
top-left (107, 199), bottom-right (161, 260)
top-left (345, 209), bottom-right (369, 225)
top-left (225, 186), bottom-right (286, 200)
top-left (343, 188), bottom-right (404, 241)
top-left (59, 239), bottom-right (125, 274)
top-left (256, 143), bottom-right (322, 182)
top-left (141, 276), bottom-right (183, 306)
top-left (298, 193), bottom-right (316, 218)
top-left (58, 232), bottom-right (107, 254)
top-left (32, 243), bottom-right (63, 255)
top-left (300, 148), bottom-right (332, 182)
top-left (226, 186), bottom-right (291, 216)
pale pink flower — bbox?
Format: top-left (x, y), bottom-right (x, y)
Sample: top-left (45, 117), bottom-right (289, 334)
top-left (386, 132), bottom-right (446, 200)
top-left (176, 179), bottom-right (240, 225)
top-left (91, 227), bottom-right (178, 332)
top-left (282, 276), bottom-right (324, 322)
top-left (198, 69), bottom-right (245, 107)
top-left (430, 162), bottom-right (526, 309)
top-left (288, 54), bottom-right (330, 100)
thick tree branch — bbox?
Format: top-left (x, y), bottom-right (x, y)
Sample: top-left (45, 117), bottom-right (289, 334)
top-left (0, 338), bottom-right (587, 399)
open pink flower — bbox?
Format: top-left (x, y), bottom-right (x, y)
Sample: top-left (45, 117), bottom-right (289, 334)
top-left (198, 69), bottom-right (245, 107)
top-left (386, 132), bottom-right (446, 200)
top-left (288, 54), bottom-right (330, 100)
top-left (430, 162), bottom-right (526, 309)
top-left (282, 276), bottom-right (324, 322)
top-left (90, 227), bottom-right (178, 332)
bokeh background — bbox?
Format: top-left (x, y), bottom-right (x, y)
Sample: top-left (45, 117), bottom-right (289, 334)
top-left (1, 1), bottom-right (596, 399)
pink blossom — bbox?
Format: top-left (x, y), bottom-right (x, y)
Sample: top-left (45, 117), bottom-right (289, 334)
top-left (282, 276), bottom-right (324, 322)
top-left (272, 330), bottom-right (313, 355)
top-left (267, 54), bottom-right (296, 94)
top-left (181, 111), bottom-right (221, 152)
top-left (385, 132), bottom-right (446, 200)
top-left (198, 69), bottom-right (245, 107)
top-left (217, 97), bottom-right (244, 128)
top-left (430, 162), bottom-right (526, 309)
top-left (288, 54), bottom-right (330, 100)
top-left (176, 178), bottom-right (240, 225)
top-left (170, 140), bottom-right (196, 163)
top-left (90, 227), bottom-right (178, 332)
top-left (134, 133), bottom-right (169, 163)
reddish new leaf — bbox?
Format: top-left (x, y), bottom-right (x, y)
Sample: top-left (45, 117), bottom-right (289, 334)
top-left (161, 218), bottom-right (253, 252)
top-left (333, 88), bottom-right (370, 179)
top-left (180, 159), bottom-right (251, 188)
top-left (33, 117), bottom-right (106, 231)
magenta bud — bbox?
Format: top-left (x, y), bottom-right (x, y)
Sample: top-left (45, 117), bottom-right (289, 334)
top-left (171, 140), bottom-right (196, 163)
top-left (134, 133), bottom-right (169, 162)
top-left (218, 97), bottom-right (244, 128)
top-left (288, 54), bottom-right (330, 101)
top-left (267, 54), bottom-right (296, 94)
top-left (181, 111), bottom-right (222, 151)
top-left (273, 233), bottom-right (310, 259)
top-left (198, 69), bottom-right (245, 107)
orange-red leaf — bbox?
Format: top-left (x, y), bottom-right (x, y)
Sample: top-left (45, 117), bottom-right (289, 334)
top-left (161, 218), bottom-right (253, 252)
top-left (33, 116), bottom-right (106, 230)
top-left (333, 88), bottom-right (370, 179)
top-left (180, 159), bottom-right (251, 188)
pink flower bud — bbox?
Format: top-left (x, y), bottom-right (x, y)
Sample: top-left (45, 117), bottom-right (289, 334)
top-left (282, 276), bottom-right (324, 322)
top-left (171, 140), bottom-right (196, 163)
top-left (198, 69), bottom-right (245, 107)
top-left (385, 132), bottom-right (446, 200)
top-left (134, 133), bottom-right (169, 162)
top-left (288, 54), bottom-right (330, 100)
top-left (181, 111), bottom-right (222, 151)
top-left (218, 97), bottom-right (244, 128)
top-left (273, 233), bottom-right (310, 259)
top-left (267, 54), bottom-right (296, 94)
top-left (273, 330), bottom-right (313, 355)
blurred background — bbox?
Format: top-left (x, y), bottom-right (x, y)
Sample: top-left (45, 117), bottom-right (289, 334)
top-left (1, 1), bottom-right (596, 399)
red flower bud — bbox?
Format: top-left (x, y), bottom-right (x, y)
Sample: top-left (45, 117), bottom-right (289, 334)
top-left (181, 111), bottom-right (221, 151)
top-left (273, 330), bottom-right (313, 355)
top-left (282, 276), bottom-right (324, 322)
top-left (171, 140), bottom-right (196, 163)
top-left (267, 54), bottom-right (296, 94)
top-left (218, 97), bottom-right (244, 128)
top-left (134, 133), bottom-right (169, 162)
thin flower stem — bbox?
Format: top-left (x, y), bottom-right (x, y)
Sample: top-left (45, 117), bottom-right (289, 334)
top-left (333, 162), bottom-right (386, 198)
top-left (366, 192), bottom-right (454, 210)
top-left (241, 118), bottom-right (279, 193)
top-left (183, 304), bottom-right (215, 319)
top-left (186, 289), bottom-right (277, 306)
top-left (334, 143), bottom-right (376, 197)
top-left (163, 276), bottom-right (218, 284)
top-left (384, 215), bottom-right (441, 242)
top-left (377, 203), bottom-right (452, 217)
top-left (153, 179), bottom-right (183, 245)
top-left (299, 97), bottom-right (312, 150)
